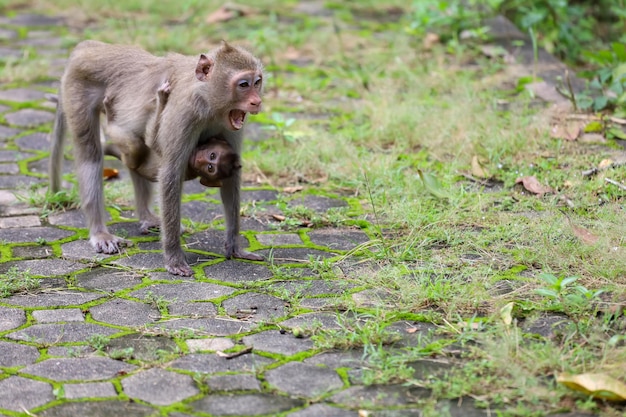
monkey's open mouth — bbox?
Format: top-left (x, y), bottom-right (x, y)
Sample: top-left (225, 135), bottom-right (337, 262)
top-left (229, 110), bottom-right (247, 130)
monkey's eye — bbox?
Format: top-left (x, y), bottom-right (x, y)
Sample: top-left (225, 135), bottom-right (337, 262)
top-left (207, 163), bottom-right (214, 173)
top-left (254, 77), bottom-right (262, 88)
top-left (210, 152), bottom-right (216, 160)
top-left (238, 80), bottom-right (250, 88)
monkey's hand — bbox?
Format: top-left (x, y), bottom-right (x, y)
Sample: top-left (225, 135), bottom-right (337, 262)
top-left (90, 232), bottom-right (131, 254)
top-left (227, 246), bottom-right (264, 262)
top-left (139, 217), bottom-right (161, 235)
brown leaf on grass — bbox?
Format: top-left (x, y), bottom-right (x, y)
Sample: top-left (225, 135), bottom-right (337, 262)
top-left (599, 158), bottom-right (614, 169)
top-left (272, 214), bottom-right (286, 222)
top-left (103, 168), bottom-right (119, 180)
top-left (557, 373), bottom-right (626, 402)
top-left (471, 155), bottom-right (490, 179)
top-left (205, 3), bottom-right (254, 24)
top-left (423, 33), bottom-right (440, 50)
top-left (550, 121), bottom-right (581, 141)
top-left (515, 176), bottom-right (553, 196)
top-left (571, 224), bottom-right (599, 245)
top-left (405, 327), bottom-right (418, 334)
top-left (283, 186), bottom-right (304, 194)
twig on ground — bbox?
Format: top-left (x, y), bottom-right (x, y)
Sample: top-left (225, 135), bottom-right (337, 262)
top-left (605, 178), bottom-right (626, 191)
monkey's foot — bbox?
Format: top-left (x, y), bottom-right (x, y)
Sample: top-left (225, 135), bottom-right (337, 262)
top-left (228, 249), bottom-right (264, 262)
top-left (139, 218), bottom-right (161, 234)
top-left (90, 233), bottom-right (131, 254)
top-left (166, 261), bottom-right (193, 276)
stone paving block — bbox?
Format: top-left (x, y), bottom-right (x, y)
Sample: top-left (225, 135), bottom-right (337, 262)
top-left (258, 247), bottom-right (338, 263)
top-left (39, 400), bottom-right (155, 417)
top-left (180, 199), bottom-right (224, 224)
top-left (16, 132), bottom-right (49, 151)
top-left (63, 381), bottom-right (117, 399)
top-left (122, 368), bottom-right (199, 405)
top-left (0, 149), bottom-right (31, 162)
top-left (32, 308), bottom-right (85, 323)
top-left (202, 260), bottom-right (273, 284)
top-left (12, 245), bottom-right (54, 259)
top-left (190, 393), bottom-right (304, 416)
top-left (186, 337), bottom-right (234, 352)
top-left (207, 374), bottom-right (261, 392)
top-left (223, 292), bottom-right (288, 321)
top-left (299, 297), bottom-right (344, 310)
top-left (303, 350), bottom-right (365, 369)
top-left (241, 189), bottom-right (279, 203)
top-left (48, 209), bottom-right (88, 228)
top-left (170, 353), bottom-right (273, 374)
top-left (1, 258), bottom-right (85, 277)
top-left (47, 345), bottom-right (93, 357)
top-left (0, 162), bottom-right (18, 174)
top-left (131, 282), bottom-right (236, 303)
top-left (7, 322), bottom-right (120, 343)
top-left (0, 226), bottom-right (73, 244)
top-left (104, 334), bottom-right (177, 361)
top-left (5, 108), bottom-right (54, 127)
top-left (265, 362), bottom-right (343, 397)
top-left (256, 233), bottom-right (302, 246)
top-left (0, 340), bottom-right (40, 367)
top-left (288, 195), bottom-right (348, 212)
top-left (287, 404), bottom-right (357, 417)
top-left (0, 306), bottom-right (26, 331)
top-left (0, 376), bottom-right (53, 411)
top-left (330, 385), bottom-right (430, 408)
top-left (4, 291), bottom-right (104, 307)
top-left (0, 28), bottom-right (17, 41)
top-left (7, 14), bottom-right (64, 26)
top-left (307, 228), bottom-right (371, 251)
top-left (21, 357), bottom-right (136, 381)
top-left (90, 299), bottom-right (160, 327)
top-left (0, 173), bottom-right (44, 188)
top-left (281, 312), bottom-right (342, 330)
top-left (75, 267), bottom-right (144, 292)
top-left (0, 125), bottom-right (21, 139)
top-left (0, 88), bottom-right (47, 103)
top-left (270, 279), bottom-right (354, 297)
top-left (168, 301), bottom-right (218, 317)
top-left (151, 317), bottom-right (255, 336)
top-left (242, 330), bottom-right (314, 356)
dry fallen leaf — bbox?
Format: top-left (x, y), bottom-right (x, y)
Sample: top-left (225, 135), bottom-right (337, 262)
top-left (500, 302), bottom-right (514, 326)
top-left (405, 327), bottom-right (418, 334)
top-left (205, 3), bottom-right (253, 24)
top-left (423, 32), bottom-right (440, 50)
top-left (557, 373), bottom-right (626, 402)
top-left (103, 168), bottom-right (119, 180)
top-left (571, 224), bottom-right (599, 245)
top-left (515, 176), bottom-right (553, 196)
top-left (272, 214), bottom-right (286, 222)
top-left (283, 186), bottom-right (304, 194)
top-left (599, 158), bottom-right (614, 169)
top-left (471, 155), bottom-right (489, 178)
top-left (550, 121), bottom-right (581, 141)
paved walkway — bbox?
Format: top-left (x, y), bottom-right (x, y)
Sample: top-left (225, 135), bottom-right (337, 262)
top-left (0, 11), bottom-right (594, 417)
top-left (0, 12), bottom-right (464, 417)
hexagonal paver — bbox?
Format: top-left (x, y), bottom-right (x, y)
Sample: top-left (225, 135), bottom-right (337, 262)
top-left (32, 308), bottom-right (84, 323)
top-left (39, 400), bottom-right (154, 417)
top-left (222, 292), bottom-right (288, 321)
top-left (287, 404), bottom-right (357, 417)
top-left (20, 357), bottom-right (136, 381)
top-left (0, 258), bottom-right (84, 277)
top-left (281, 312), bottom-right (342, 330)
top-left (5, 108), bottom-right (54, 127)
top-left (202, 260), bottom-right (272, 284)
top-left (75, 267), bottom-right (143, 292)
top-left (207, 374), bottom-right (261, 391)
top-left (90, 299), bottom-right (160, 327)
top-left (0, 306), bottom-right (26, 331)
top-left (122, 368), bottom-right (199, 405)
top-left (170, 353), bottom-right (273, 374)
top-left (151, 317), bottom-right (254, 336)
top-left (242, 330), bottom-right (314, 356)
top-left (63, 382), bottom-right (117, 399)
top-left (306, 228), bottom-right (371, 251)
top-left (330, 385), bottom-right (430, 408)
top-left (186, 338), bottom-right (235, 352)
top-left (130, 282), bottom-right (236, 302)
top-left (265, 362), bottom-right (343, 397)
top-left (7, 322), bottom-right (120, 343)
top-left (191, 393), bottom-right (303, 416)
top-left (3, 291), bottom-right (105, 307)
top-left (0, 341), bottom-right (40, 367)
top-left (0, 376), bottom-right (53, 411)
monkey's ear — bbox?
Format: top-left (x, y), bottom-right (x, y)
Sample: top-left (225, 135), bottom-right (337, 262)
top-left (195, 54), bottom-right (213, 82)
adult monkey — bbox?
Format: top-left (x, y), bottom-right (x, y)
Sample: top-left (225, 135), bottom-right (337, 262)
top-left (49, 40), bottom-right (263, 276)
top-left (102, 80), bottom-right (242, 187)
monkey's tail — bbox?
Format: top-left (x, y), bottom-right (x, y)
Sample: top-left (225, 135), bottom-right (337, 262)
top-left (48, 92), bottom-right (66, 193)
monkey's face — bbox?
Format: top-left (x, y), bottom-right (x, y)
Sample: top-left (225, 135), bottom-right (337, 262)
top-left (190, 141), bottom-right (242, 187)
top-left (228, 70), bottom-right (263, 131)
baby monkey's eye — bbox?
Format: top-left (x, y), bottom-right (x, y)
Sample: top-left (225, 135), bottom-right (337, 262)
top-left (207, 163), bottom-right (214, 173)
top-left (210, 152), bottom-right (216, 160)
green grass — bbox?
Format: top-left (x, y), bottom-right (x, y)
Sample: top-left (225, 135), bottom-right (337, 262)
top-left (0, 266), bottom-right (40, 297)
top-left (3, 0), bottom-right (626, 415)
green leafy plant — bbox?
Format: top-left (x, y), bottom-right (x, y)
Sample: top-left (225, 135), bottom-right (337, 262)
top-left (535, 273), bottom-right (603, 318)
top-left (87, 334), bottom-right (111, 351)
top-left (0, 267), bottom-right (40, 297)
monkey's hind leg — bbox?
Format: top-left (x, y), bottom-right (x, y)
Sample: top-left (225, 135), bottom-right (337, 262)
top-left (129, 170), bottom-right (161, 234)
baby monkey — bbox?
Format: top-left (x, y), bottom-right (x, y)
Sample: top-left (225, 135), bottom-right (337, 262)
top-left (103, 81), bottom-right (241, 187)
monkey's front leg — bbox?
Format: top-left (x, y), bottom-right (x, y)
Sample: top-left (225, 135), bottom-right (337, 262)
top-left (220, 173), bottom-right (263, 261)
